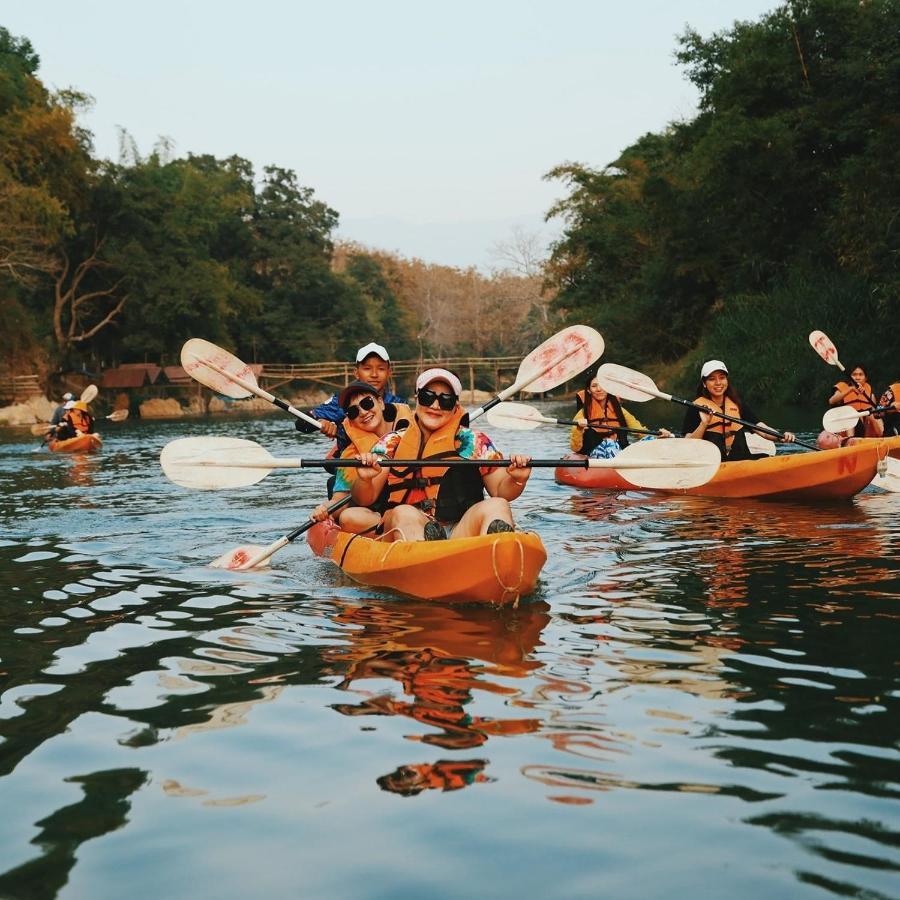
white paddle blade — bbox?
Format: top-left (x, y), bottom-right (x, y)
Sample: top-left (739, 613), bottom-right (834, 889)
top-left (108, 409), bottom-right (129, 422)
top-left (745, 431), bottom-right (776, 456)
top-left (821, 406), bottom-right (861, 432)
top-left (591, 438), bottom-right (721, 489)
top-left (595, 363), bottom-right (660, 403)
top-left (160, 436), bottom-right (274, 490)
top-left (808, 330), bottom-right (844, 370)
top-left (210, 544), bottom-right (272, 569)
top-left (871, 457), bottom-right (900, 493)
top-left (81, 384), bottom-right (99, 403)
top-left (181, 338), bottom-right (255, 399)
top-left (485, 402), bottom-right (544, 430)
top-left (515, 326), bottom-right (604, 394)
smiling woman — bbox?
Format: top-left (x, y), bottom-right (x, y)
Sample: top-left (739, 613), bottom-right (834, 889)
top-left (349, 367), bottom-right (533, 542)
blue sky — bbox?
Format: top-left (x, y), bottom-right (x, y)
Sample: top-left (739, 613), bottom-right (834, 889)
top-left (6, 1), bottom-right (778, 267)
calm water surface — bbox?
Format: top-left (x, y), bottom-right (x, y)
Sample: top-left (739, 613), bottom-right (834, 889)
top-left (0, 411), bottom-right (898, 899)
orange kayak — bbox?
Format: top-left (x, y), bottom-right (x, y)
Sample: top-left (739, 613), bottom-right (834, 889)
top-left (555, 435), bottom-right (900, 501)
top-left (307, 520), bottom-right (547, 605)
top-left (48, 433), bottom-right (103, 453)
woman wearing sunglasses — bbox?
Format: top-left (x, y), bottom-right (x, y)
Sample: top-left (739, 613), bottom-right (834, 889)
top-left (311, 381), bottom-right (412, 533)
top-left (350, 368), bottom-right (532, 542)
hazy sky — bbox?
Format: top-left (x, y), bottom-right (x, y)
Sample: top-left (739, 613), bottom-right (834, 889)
top-left (6, 0), bottom-right (778, 268)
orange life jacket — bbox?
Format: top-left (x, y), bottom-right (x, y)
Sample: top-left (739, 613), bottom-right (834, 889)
top-left (385, 408), bottom-right (485, 522)
top-left (835, 380), bottom-right (876, 412)
top-left (342, 402), bottom-right (413, 456)
top-left (575, 389), bottom-right (626, 438)
top-left (880, 382), bottom-right (900, 412)
top-left (693, 395), bottom-right (742, 449)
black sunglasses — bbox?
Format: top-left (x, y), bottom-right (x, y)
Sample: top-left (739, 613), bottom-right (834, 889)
top-left (417, 388), bottom-right (457, 411)
top-left (345, 395), bottom-right (377, 420)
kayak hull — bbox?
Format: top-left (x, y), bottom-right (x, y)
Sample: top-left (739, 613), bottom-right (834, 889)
top-left (48, 433), bottom-right (103, 453)
top-left (554, 435), bottom-right (900, 501)
top-left (307, 520), bottom-right (547, 605)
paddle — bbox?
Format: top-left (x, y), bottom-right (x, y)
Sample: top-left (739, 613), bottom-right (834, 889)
top-left (809, 330), bottom-right (879, 409)
top-left (822, 405), bottom-right (891, 434)
top-left (808, 330), bottom-right (845, 372)
top-left (160, 435), bottom-right (721, 491)
top-left (872, 457), bottom-right (900, 493)
top-left (485, 400), bottom-right (671, 438)
top-left (30, 408), bottom-right (128, 436)
top-left (595, 363), bottom-right (819, 451)
top-left (210, 495), bottom-right (354, 570)
top-left (468, 325), bottom-right (604, 422)
top-left (180, 338), bottom-right (322, 429)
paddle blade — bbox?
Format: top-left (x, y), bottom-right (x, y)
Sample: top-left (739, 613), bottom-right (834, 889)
top-left (181, 338), bottom-right (255, 399)
top-left (30, 423), bottom-right (52, 436)
top-left (80, 384), bottom-right (99, 403)
top-left (485, 402), bottom-right (544, 430)
top-left (809, 330), bottom-right (844, 370)
top-left (745, 431), bottom-right (776, 456)
top-left (515, 326), bottom-right (604, 394)
top-left (821, 406), bottom-right (861, 432)
top-left (595, 363), bottom-right (659, 403)
top-left (160, 436), bottom-right (274, 490)
top-left (210, 544), bottom-right (272, 569)
top-left (599, 438), bottom-right (721, 489)
top-left (108, 409), bottom-right (129, 422)
top-left (872, 457), bottom-right (900, 493)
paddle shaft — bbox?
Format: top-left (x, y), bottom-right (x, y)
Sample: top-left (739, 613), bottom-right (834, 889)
top-left (198, 356), bottom-right (322, 429)
top-left (188, 457), bottom-right (711, 471)
top-left (241, 496), bottom-right (353, 569)
top-left (615, 381), bottom-right (819, 451)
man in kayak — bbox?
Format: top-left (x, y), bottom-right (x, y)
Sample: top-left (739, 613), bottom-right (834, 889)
top-left (310, 380), bottom-right (412, 534)
top-left (54, 401), bottom-right (95, 441)
top-left (350, 367), bottom-right (532, 542)
top-left (50, 392), bottom-right (75, 428)
top-left (294, 342), bottom-right (406, 453)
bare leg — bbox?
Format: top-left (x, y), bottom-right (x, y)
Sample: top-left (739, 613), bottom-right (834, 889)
top-left (449, 497), bottom-right (513, 539)
top-left (381, 505), bottom-right (431, 542)
top-left (338, 507), bottom-right (383, 534)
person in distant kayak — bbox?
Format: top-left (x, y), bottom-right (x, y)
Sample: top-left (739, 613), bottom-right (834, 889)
top-left (351, 368), bottom-right (532, 542)
top-left (827, 363), bottom-right (883, 438)
top-left (294, 342), bottom-right (406, 453)
top-left (50, 392), bottom-right (75, 428)
top-left (54, 401), bottom-right (95, 442)
top-left (310, 380), bottom-right (412, 534)
top-left (570, 370), bottom-right (672, 458)
top-left (683, 360), bottom-right (794, 461)
top-left (876, 380), bottom-right (900, 436)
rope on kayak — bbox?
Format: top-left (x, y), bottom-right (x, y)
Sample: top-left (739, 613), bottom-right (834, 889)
top-left (491, 535), bottom-right (525, 609)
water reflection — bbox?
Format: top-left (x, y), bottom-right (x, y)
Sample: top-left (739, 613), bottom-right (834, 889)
top-left (324, 600), bottom-right (550, 791)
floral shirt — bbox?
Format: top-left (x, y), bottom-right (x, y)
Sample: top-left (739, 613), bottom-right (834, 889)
top-left (334, 427), bottom-right (503, 494)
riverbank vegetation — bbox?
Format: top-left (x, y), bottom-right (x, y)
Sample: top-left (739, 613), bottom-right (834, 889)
top-left (1, 0), bottom-right (897, 403)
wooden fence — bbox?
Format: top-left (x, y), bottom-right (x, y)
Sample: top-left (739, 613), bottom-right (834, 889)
top-left (0, 374), bottom-right (42, 403)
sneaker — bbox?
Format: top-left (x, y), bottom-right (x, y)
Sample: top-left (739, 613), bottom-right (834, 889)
top-left (424, 520), bottom-right (447, 541)
top-left (486, 519), bottom-right (514, 534)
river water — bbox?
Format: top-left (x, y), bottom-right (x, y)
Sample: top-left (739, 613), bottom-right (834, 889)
top-left (0, 411), bottom-right (898, 899)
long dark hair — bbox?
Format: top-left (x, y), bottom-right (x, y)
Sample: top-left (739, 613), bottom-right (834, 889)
top-left (581, 372), bottom-right (626, 424)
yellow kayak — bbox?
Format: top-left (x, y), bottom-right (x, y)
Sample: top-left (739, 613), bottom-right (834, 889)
top-left (307, 520), bottom-right (547, 605)
top-left (48, 433), bottom-right (103, 453)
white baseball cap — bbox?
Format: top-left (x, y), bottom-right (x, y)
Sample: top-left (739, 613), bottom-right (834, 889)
top-left (416, 367), bottom-right (463, 396)
top-left (64, 400), bottom-right (75, 409)
top-left (355, 342), bottom-right (390, 363)
top-left (700, 359), bottom-right (728, 378)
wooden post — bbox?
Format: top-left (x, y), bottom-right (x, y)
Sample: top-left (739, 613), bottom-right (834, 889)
top-left (468, 364), bottom-right (474, 403)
